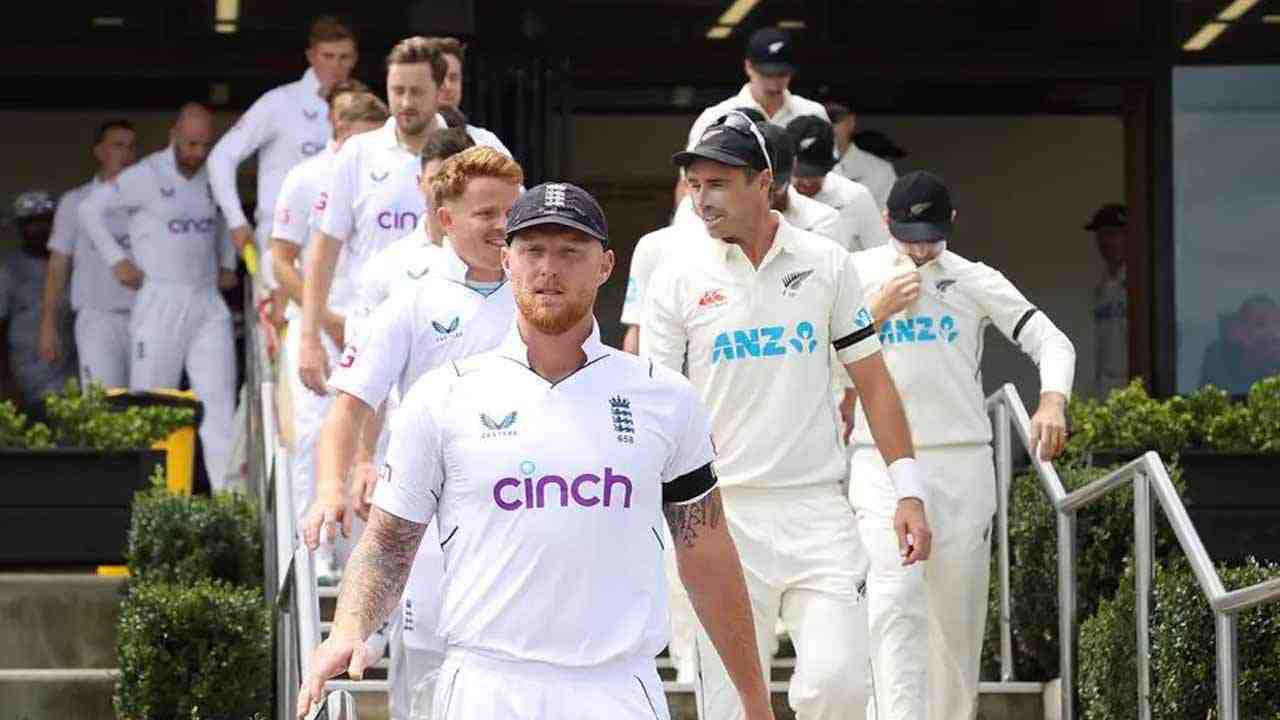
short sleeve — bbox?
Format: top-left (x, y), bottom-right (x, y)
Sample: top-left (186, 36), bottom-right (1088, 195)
top-left (271, 166), bottom-right (315, 245)
top-left (371, 375), bottom-right (446, 524)
top-left (639, 265), bottom-right (688, 375)
top-left (830, 250), bottom-right (882, 365)
top-left (47, 189), bottom-right (79, 256)
top-left (619, 230), bottom-right (663, 326)
top-left (848, 183), bottom-right (891, 251)
top-left (328, 288), bottom-right (417, 409)
top-left (660, 382), bottom-right (717, 505)
top-left (315, 141), bottom-right (359, 242)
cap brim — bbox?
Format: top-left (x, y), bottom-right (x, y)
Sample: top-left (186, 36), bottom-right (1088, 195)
top-left (794, 159), bottom-right (834, 178)
top-left (751, 62), bottom-right (795, 76)
top-left (889, 219), bottom-right (953, 243)
top-left (506, 216), bottom-right (608, 245)
top-left (672, 147), bottom-right (752, 169)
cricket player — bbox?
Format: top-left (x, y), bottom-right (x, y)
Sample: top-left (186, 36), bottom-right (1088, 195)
top-left (305, 146), bottom-right (522, 720)
top-left (786, 115), bottom-right (891, 253)
top-left (39, 120), bottom-right (138, 388)
top-left (847, 171), bottom-right (1074, 719)
top-left (207, 15), bottom-right (358, 290)
top-left (643, 111), bottom-right (929, 720)
top-left (79, 103), bottom-right (239, 488)
top-left (424, 37), bottom-right (512, 157)
top-left (1, 191), bottom-right (77, 411)
top-left (299, 180), bottom-right (775, 720)
top-left (1084, 203), bottom-right (1129, 395)
top-left (826, 102), bottom-right (897, 211)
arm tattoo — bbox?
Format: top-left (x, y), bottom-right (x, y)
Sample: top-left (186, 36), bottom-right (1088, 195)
top-left (333, 507), bottom-right (426, 637)
top-left (664, 488), bottom-right (724, 550)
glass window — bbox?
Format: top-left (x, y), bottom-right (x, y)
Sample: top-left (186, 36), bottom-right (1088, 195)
top-left (1173, 66), bottom-right (1280, 395)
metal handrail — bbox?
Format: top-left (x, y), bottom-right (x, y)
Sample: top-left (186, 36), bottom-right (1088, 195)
top-left (986, 382), bottom-right (1280, 719)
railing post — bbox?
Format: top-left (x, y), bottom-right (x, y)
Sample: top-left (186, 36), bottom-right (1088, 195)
top-left (1134, 472), bottom-right (1153, 720)
top-left (1057, 510), bottom-right (1077, 719)
top-left (994, 401), bottom-right (1015, 681)
top-left (1216, 612), bottom-right (1239, 720)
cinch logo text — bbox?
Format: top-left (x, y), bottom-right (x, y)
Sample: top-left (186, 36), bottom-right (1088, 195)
top-left (493, 468), bottom-right (633, 511)
top-left (168, 217), bottom-right (218, 234)
top-left (377, 209), bottom-right (419, 230)
top-left (710, 321), bottom-right (818, 364)
top-left (878, 315), bottom-right (959, 345)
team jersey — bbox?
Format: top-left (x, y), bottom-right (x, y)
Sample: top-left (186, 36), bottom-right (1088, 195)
top-left (642, 212), bottom-right (880, 489)
top-left (686, 85), bottom-right (828, 151)
top-left (809, 172), bottom-right (892, 252)
top-left (329, 242), bottom-right (513, 409)
top-left (848, 244), bottom-right (1076, 448)
top-left (207, 68), bottom-right (330, 232)
top-left (620, 225), bottom-right (691, 327)
top-left (47, 177), bottom-right (134, 313)
top-left (835, 144), bottom-right (897, 211)
top-left (374, 321), bottom-right (717, 666)
top-left (352, 221), bottom-right (442, 314)
top-left (673, 187), bottom-right (840, 244)
top-left (80, 147), bottom-right (235, 285)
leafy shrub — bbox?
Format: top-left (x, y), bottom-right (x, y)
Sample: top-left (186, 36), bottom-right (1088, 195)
top-left (126, 471), bottom-right (262, 587)
top-left (0, 400), bottom-right (53, 449)
top-left (114, 579), bottom-right (270, 720)
top-left (45, 380), bottom-right (195, 451)
top-left (1078, 567), bottom-right (1138, 718)
top-left (1065, 379), bottom-right (1191, 461)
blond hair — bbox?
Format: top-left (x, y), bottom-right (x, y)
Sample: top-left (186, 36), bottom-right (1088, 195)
top-left (429, 146), bottom-right (524, 207)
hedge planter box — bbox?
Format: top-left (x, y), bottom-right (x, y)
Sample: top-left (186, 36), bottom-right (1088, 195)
top-left (1182, 452), bottom-right (1280, 563)
top-left (0, 449), bottom-right (165, 565)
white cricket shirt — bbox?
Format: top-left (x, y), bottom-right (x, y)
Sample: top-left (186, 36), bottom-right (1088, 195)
top-left (80, 147), bottom-right (235, 285)
top-left (686, 85), bottom-right (829, 151)
top-left (673, 187), bottom-right (840, 245)
top-left (208, 68), bottom-right (331, 231)
top-left (848, 244), bottom-right (1076, 449)
top-left (620, 225), bottom-right (694, 327)
top-left (642, 212), bottom-right (881, 489)
top-left (374, 321), bottom-right (717, 666)
top-left (810, 172), bottom-right (892, 252)
top-left (47, 177), bottom-right (135, 313)
top-left (352, 221), bottom-right (442, 314)
top-left (328, 242), bottom-right (514, 409)
top-left (835, 144), bottom-right (897, 211)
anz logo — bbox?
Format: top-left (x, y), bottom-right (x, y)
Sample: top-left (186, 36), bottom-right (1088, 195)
top-left (878, 315), bottom-right (960, 345)
top-left (167, 217), bottom-right (218, 234)
top-left (711, 321), bottom-right (819, 364)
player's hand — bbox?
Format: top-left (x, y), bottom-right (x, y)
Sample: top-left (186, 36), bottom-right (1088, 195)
top-left (302, 494), bottom-right (353, 551)
top-left (297, 628), bottom-right (368, 718)
top-left (217, 270), bottom-right (239, 291)
top-left (230, 224), bottom-right (254, 252)
top-left (112, 260), bottom-right (145, 290)
top-left (894, 497), bottom-right (932, 566)
top-left (870, 271), bottom-right (921, 323)
top-left (1029, 392), bottom-right (1069, 461)
top-left (38, 320), bottom-right (61, 363)
top-left (299, 336), bottom-right (331, 396)
top-left (351, 461), bottom-right (378, 521)
top-left (839, 388), bottom-right (857, 444)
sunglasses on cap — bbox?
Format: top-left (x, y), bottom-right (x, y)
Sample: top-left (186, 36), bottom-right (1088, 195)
top-left (711, 111), bottom-right (774, 176)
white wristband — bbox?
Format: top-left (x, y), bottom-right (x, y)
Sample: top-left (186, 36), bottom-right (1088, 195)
top-left (887, 456), bottom-right (925, 503)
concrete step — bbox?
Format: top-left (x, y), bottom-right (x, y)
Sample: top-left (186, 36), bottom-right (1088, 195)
top-left (0, 669), bottom-right (117, 719)
top-left (0, 574), bottom-right (123, 669)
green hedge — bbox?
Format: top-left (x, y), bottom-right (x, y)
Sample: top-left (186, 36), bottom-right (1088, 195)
top-left (126, 474), bottom-right (263, 587)
top-left (1079, 559), bottom-right (1280, 718)
top-left (0, 380), bottom-right (194, 450)
top-left (114, 579), bottom-right (271, 720)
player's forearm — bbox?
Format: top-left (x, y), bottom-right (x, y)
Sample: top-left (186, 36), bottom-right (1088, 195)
top-left (301, 231), bottom-right (342, 341)
top-left (317, 393), bottom-right (374, 503)
top-left (622, 325), bottom-right (640, 355)
top-left (669, 491), bottom-right (771, 709)
top-left (41, 254), bottom-right (71, 325)
top-left (270, 241), bottom-right (305, 306)
top-left (355, 402), bottom-right (386, 464)
top-left (332, 506), bottom-right (425, 639)
top-left (848, 354), bottom-right (915, 464)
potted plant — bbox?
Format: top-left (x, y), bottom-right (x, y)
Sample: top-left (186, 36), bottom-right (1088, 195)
top-left (0, 381), bottom-right (195, 565)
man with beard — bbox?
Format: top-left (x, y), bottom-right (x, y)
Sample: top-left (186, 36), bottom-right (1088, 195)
top-left (847, 171), bottom-right (1073, 719)
top-left (39, 120), bottom-right (138, 389)
top-left (643, 112), bottom-right (927, 720)
top-left (303, 145), bottom-right (519, 720)
top-left (0, 191), bottom-right (77, 412)
top-left (79, 103), bottom-right (240, 488)
top-left (299, 181), bottom-right (774, 720)
top-left (424, 37), bottom-right (512, 157)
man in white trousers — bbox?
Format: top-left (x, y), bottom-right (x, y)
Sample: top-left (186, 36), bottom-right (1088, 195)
top-left (847, 171), bottom-right (1074, 719)
top-left (306, 146), bottom-right (522, 720)
top-left (300, 181), bottom-right (774, 720)
top-left (207, 15), bottom-right (358, 293)
top-left (643, 112), bottom-right (930, 720)
top-left (79, 104), bottom-right (240, 488)
top-left (40, 119), bottom-right (138, 388)
top-left (786, 115), bottom-right (892, 253)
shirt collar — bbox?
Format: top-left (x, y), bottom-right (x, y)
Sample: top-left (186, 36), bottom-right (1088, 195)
top-left (709, 210), bottom-right (796, 264)
top-left (734, 84), bottom-right (793, 120)
top-left (376, 117), bottom-right (401, 149)
top-left (435, 240), bottom-right (472, 282)
top-left (301, 67), bottom-right (322, 96)
top-left (497, 319), bottom-right (609, 369)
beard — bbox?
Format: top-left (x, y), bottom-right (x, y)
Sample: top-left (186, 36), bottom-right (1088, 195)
top-left (513, 275), bottom-right (595, 335)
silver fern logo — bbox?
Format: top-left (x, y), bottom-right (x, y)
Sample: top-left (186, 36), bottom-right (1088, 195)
top-left (781, 269), bottom-right (815, 296)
